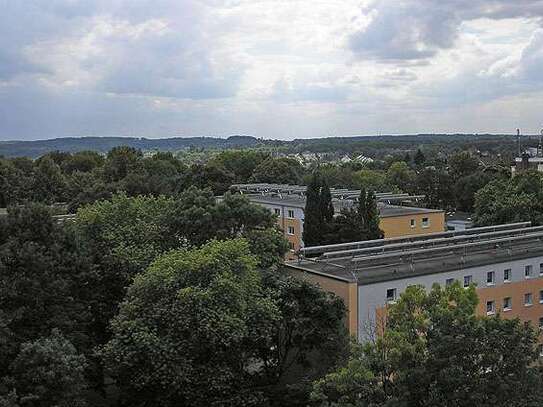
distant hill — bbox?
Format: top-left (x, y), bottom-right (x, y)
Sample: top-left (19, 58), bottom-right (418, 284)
top-left (0, 135), bottom-right (264, 158)
top-left (0, 133), bottom-right (534, 158)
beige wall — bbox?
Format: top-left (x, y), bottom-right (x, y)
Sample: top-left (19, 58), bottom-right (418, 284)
top-left (287, 268), bottom-right (358, 338)
top-left (379, 211), bottom-right (445, 238)
top-left (476, 279), bottom-right (543, 329)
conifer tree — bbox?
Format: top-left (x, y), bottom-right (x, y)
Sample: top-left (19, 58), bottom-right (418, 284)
top-left (303, 174), bottom-right (323, 247)
top-left (319, 181), bottom-right (334, 223)
top-left (363, 190), bottom-right (383, 240)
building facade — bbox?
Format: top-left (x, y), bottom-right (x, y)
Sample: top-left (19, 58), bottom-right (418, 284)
top-left (286, 222), bottom-right (543, 341)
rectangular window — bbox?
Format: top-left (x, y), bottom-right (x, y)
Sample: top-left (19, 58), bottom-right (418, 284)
top-left (421, 217), bottom-right (430, 228)
top-left (539, 317), bottom-right (543, 331)
top-left (486, 271), bottom-right (495, 285)
top-left (463, 275), bottom-right (472, 288)
top-left (504, 269), bottom-right (511, 282)
top-left (503, 297), bottom-right (512, 311)
top-left (386, 288), bottom-right (397, 303)
top-left (525, 265), bottom-right (533, 278)
top-left (288, 241), bottom-right (294, 250)
top-left (486, 300), bottom-right (495, 315)
top-left (540, 263), bottom-right (543, 275)
top-left (410, 219), bottom-right (416, 228)
top-left (274, 208), bottom-right (281, 216)
top-left (445, 278), bottom-right (454, 287)
top-left (287, 209), bottom-right (295, 218)
top-left (525, 293), bottom-right (533, 306)
top-left (287, 226), bottom-right (295, 235)
top-left (540, 290), bottom-right (543, 304)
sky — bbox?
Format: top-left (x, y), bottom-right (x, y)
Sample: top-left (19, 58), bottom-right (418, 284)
top-left (2, 0), bottom-right (543, 141)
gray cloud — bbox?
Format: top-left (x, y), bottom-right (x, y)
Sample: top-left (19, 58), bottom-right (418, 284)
top-left (350, 0), bottom-right (543, 62)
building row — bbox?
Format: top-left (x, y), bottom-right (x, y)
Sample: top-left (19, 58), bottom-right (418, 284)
top-left (231, 183), bottom-right (446, 254)
top-left (284, 222), bottom-right (543, 341)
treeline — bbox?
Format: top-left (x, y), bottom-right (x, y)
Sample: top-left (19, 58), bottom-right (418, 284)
top-left (1, 147), bottom-right (509, 215)
top-left (0, 148), bottom-right (304, 211)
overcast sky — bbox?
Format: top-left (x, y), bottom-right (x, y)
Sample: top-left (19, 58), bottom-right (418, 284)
top-left (2, 0), bottom-right (543, 140)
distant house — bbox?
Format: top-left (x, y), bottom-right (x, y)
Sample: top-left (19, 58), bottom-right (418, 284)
top-left (354, 154), bottom-right (374, 164)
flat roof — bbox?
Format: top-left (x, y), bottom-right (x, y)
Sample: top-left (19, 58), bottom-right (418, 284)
top-left (244, 194), bottom-right (442, 217)
top-left (286, 223), bottom-right (543, 285)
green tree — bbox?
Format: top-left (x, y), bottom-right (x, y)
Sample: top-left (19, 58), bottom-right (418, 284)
top-left (413, 149), bottom-right (425, 166)
top-left (320, 181), bottom-right (334, 224)
top-left (352, 169), bottom-right (390, 192)
top-left (312, 283), bottom-right (543, 407)
top-left (414, 168), bottom-right (454, 209)
top-left (473, 171), bottom-right (543, 226)
top-left (0, 205), bottom-right (93, 373)
top-left (102, 146), bottom-right (143, 183)
top-left (62, 151), bottom-right (105, 174)
top-left (363, 190), bottom-right (383, 240)
top-left (3, 330), bottom-right (88, 407)
top-left (32, 157), bottom-right (67, 204)
top-left (250, 157), bottom-right (303, 185)
top-left (448, 151), bottom-right (479, 180)
top-left (386, 161), bottom-right (415, 192)
top-left (454, 172), bottom-right (496, 212)
top-left (101, 239), bottom-right (277, 406)
top-left (254, 272), bottom-right (349, 405)
top-left (303, 174), bottom-right (324, 247)
top-left (212, 150), bottom-right (269, 182)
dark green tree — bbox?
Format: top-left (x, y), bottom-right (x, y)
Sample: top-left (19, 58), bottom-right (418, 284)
top-left (32, 157), bottom-right (67, 204)
top-left (3, 330), bottom-right (88, 407)
top-left (363, 190), bottom-right (383, 240)
top-left (414, 148), bottom-right (425, 166)
top-left (250, 157), bottom-right (303, 185)
top-left (303, 174), bottom-right (324, 247)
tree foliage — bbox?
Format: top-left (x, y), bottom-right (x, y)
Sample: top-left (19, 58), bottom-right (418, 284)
top-left (474, 171), bottom-right (543, 226)
top-left (312, 283), bottom-right (543, 407)
top-left (102, 240), bottom-right (348, 406)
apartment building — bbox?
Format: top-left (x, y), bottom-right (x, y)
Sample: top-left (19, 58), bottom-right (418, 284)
top-left (232, 183), bottom-right (445, 253)
top-left (286, 222), bottom-right (543, 341)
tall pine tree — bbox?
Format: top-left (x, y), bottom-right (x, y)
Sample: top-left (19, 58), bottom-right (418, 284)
top-left (363, 190), bottom-right (383, 240)
top-left (303, 174), bottom-right (323, 247)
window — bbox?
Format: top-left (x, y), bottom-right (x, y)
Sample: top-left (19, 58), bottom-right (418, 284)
top-left (287, 209), bottom-right (295, 218)
top-left (463, 275), bottom-right (472, 288)
top-left (504, 269), bottom-right (511, 282)
top-left (540, 290), bottom-right (543, 304)
top-left (525, 265), bottom-right (533, 278)
top-left (288, 241), bottom-right (294, 250)
top-left (540, 263), bottom-right (543, 275)
top-left (421, 217), bottom-right (430, 228)
top-left (446, 278), bottom-right (455, 287)
top-left (503, 297), bottom-right (512, 311)
top-left (287, 226), bottom-right (295, 235)
top-left (274, 208), bottom-right (281, 216)
top-left (386, 288), bottom-right (397, 303)
top-left (525, 293), bottom-right (533, 306)
top-left (540, 317), bottom-right (543, 331)
top-left (410, 219), bottom-right (416, 228)
top-left (486, 271), bottom-right (495, 285)
top-left (486, 300), bottom-right (495, 315)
